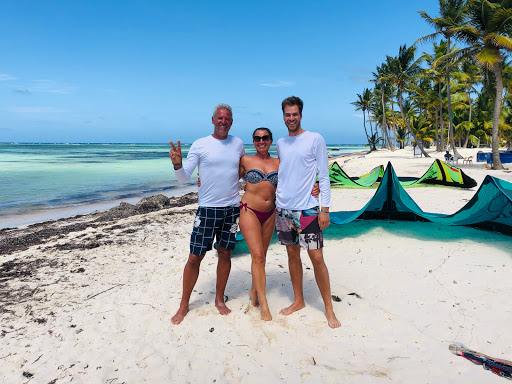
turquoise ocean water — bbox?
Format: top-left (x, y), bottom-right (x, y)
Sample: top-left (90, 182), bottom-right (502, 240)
top-left (0, 142), bottom-right (366, 226)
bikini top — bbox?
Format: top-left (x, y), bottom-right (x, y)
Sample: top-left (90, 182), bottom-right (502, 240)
top-left (245, 169), bottom-right (278, 186)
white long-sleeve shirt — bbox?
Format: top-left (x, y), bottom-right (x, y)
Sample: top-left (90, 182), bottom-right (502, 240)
top-left (276, 130), bottom-right (331, 210)
top-left (174, 135), bottom-right (245, 207)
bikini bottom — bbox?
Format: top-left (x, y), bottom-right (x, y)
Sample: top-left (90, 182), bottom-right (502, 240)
top-left (239, 202), bottom-right (275, 224)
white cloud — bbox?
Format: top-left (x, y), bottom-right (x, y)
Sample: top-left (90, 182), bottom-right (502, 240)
top-left (31, 79), bottom-right (74, 94)
top-left (12, 89), bottom-right (32, 95)
top-left (352, 75), bottom-right (372, 83)
top-left (353, 113), bottom-right (364, 119)
top-left (7, 106), bottom-right (68, 114)
top-left (259, 80), bottom-right (294, 88)
top-left (0, 74), bottom-right (15, 81)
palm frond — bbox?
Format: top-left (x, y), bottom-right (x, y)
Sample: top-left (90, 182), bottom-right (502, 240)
top-left (432, 46), bottom-right (465, 68)
top-left (469, 134), bottom-right (479, 146)
top-left (414, 32), bottom-right (442, 46)
top-left (490, 7), bottom-right (512, 34)
top-left (456, 121), bottom-right (474, 131)
top-left (474, 46), bottom-right (502, 68)
top-left (418, 10), bottom-right (437, 27)
top-left (451, 92), bottom-right (470, 103)
top-left (452, 25), bottom-right (480, 44)
top-left (486, 33), bottom-right (512, 51)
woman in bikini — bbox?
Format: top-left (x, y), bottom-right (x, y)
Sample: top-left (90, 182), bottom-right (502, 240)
top-left (239, 127), bottom-right (279, 321)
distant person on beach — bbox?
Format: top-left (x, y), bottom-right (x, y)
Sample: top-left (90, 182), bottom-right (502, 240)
top-left (444, 150), bottom-right (453, 161)
top-left (168, 103), bottom-right (244, 325)
top-left (275, 96), bottom-right (341, 329)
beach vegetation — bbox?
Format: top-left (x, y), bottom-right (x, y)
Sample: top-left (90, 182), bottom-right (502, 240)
top-left (366, 132), bottom-right (382, 150)
top-left (447, 0), bottom-right (512, 168)
top-left (351, 89), bottom-right (378, 150)
top-left (418, 0), bottom-right (470, 159)
top-left (351, 0), bottom-right (512, 169)
top-left (371, 64), bottom-right (395, 151)
top-left (396, 125), bottom-right (408, 149)
top-left (385, 44), bottom-right (431, 157)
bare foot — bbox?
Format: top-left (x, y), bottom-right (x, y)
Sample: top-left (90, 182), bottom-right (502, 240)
top-left (260, 305), bottom-right (272, 321)
top-left (279, 301), bottom-right (305, 316)
top-left (171, 307), bottom-right (188, 325)
top-left (249, 288), bottom-right (259, 307)
top-left (215, 299), bottom-right (231, 315)
top-left (326, 311), bottom-right (341, 329)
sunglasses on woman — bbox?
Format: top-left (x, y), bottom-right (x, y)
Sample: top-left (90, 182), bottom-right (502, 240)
top-left (253, 135), bottom-right (271, 142)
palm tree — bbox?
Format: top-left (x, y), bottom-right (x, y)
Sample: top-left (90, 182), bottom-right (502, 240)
top-left (421, 40), bottom-right (450, 151)
top-left (503, 98), bottom-right (512, 149)
top-left (417, 0), bottom-right (469, 159)
top-left (452, 0), bottom-right (512, 169)
top-left (384, 45), bottom-right (430, 157)
top-left (351, 89), bottom-right (377, 150)
top-left (455, 58), bottom-right (484, 146)
top-left (502, 61), bottom-right (512, 148)
top-left (372, 63), bottom-right (394, 150)
top-left (474, 90), bottom-right (494, 146)
top-left (396, 125), bottom-right (408, 149)
top-left (416, 76), bottom-right (442, 149)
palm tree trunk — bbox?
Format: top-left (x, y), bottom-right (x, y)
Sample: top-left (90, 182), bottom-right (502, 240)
top-left (368, 111), bottom-right (378, 149)
top-left (435, 106), bottom-right (440, 151)
top-left (463, 88), bottom-right (472, 148)
top-left (381, 89), bottom-right (393, 151)
top-left (392, 97), bottom-right (397, 149)
top-left (362, 110), bottom-right (370, 149)
top-left (491, 62), bottom-right (504, 170)
top-left (439, 83), bottom-right (445, 151)
top-left (365, 110), bottom-right (376, 151)
top-left (445, 37), bottom-right (462, 159)
top-left (398, 91), bottom-right (430, 157)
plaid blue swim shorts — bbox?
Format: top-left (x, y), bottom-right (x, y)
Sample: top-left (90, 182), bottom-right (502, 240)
top-left (275, 207), bottom-right (324, 250)
top-left (190, 205), bottom-right (240, 256)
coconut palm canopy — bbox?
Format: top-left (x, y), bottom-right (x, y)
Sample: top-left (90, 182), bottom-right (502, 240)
top-left (352, 0), bottom-right (512, 170)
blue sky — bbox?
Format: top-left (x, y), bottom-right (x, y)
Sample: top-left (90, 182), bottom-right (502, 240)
top-left (0, 0), bottom-right (440, 144)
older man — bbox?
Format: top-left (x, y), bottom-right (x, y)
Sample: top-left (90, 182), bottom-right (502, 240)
top-left (169, 104), bottom-right (244, 325)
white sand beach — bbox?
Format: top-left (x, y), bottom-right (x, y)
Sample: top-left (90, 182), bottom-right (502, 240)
top-left (1, 147), bottom-right (511, 383)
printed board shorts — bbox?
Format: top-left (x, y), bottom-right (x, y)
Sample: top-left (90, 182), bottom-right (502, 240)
top-left (190, 205), bottom-right (240, 256)
top-left (275, 207), bottom-right (324, 250)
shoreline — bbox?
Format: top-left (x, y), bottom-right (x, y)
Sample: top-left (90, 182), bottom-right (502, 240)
top-left (0, 192), bottom-right (199, 255)
top-left (1, 150), bottom-right (368, 230)
top-left (0, 184), bottom-right (198, 230)
top-left (329, 149), bottom-right (370, 164)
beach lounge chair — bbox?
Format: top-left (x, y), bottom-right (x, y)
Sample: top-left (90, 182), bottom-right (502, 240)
top-left (463, 156), bottom-right (472, 165)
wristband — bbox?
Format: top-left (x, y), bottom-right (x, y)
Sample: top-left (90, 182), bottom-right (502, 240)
top-left (173, 163), bottom-right (182, 167)
top-left (320, 209), bottom-right (329, 214)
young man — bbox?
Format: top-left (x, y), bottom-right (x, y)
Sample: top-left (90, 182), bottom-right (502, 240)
top-left (169, 104), bottom-right (244, 325)
top-left (275, 96), bottom-right (341, 329)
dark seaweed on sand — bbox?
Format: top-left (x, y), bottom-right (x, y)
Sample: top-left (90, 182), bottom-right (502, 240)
top-left (0, 193), bottom-right (198, 255)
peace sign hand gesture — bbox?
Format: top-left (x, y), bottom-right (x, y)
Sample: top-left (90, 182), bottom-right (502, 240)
top-left (169, 140), bottom-right (183, 167)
